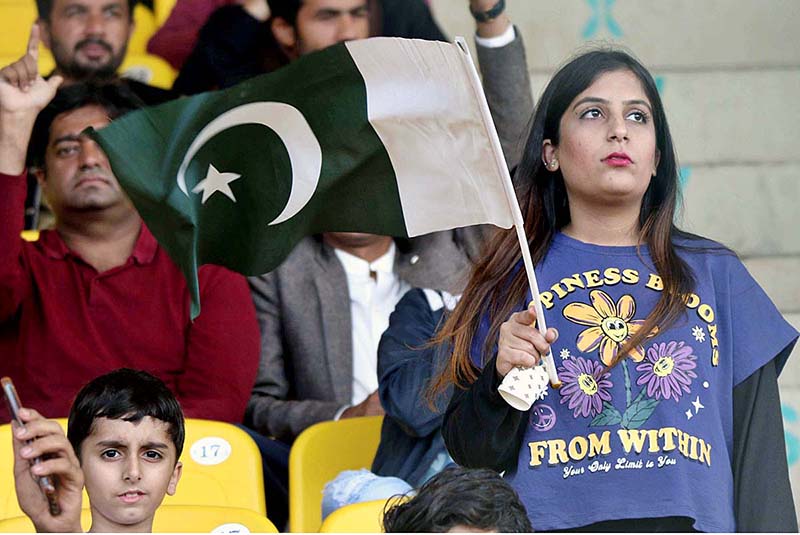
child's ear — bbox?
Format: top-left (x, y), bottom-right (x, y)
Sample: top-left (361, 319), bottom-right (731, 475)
top-left (167, 461), bottom-right (182, 496)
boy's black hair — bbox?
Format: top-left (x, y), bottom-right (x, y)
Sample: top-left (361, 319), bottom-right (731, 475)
top-left (382, 466), bottom-right (533, 532)
top-left (27, 81), bottom-right (143, 169)
top-left (36, 0), bottom-right (137, 21)
top-left (67, 368), bottom-right (185, 462)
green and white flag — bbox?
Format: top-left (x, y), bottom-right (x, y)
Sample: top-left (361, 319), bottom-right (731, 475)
top-left (91, 37), bottom-right (516, 318)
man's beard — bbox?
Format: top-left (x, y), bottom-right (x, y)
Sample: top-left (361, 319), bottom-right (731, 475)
top-left (51, 37), bottom-right (126, 81)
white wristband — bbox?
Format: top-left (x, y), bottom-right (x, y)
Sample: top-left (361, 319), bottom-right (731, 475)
top-left (474, 23), bottom-right (515, 49)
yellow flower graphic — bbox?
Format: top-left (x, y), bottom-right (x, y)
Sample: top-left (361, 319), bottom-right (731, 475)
top-left (562, 289), bottom-right (655, 366)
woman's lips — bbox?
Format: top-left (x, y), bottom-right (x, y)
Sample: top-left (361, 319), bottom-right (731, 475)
top-left (603, 152), bottom-right (632, 167)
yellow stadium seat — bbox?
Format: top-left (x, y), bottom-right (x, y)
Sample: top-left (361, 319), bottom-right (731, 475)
top-left (164, 419), bottom-right (266, 515)
top-left (153, 0), bottom-right (176, 27)
top-left (0, 505), bottom-right (277, 532)
top-left (20, 230), bottom-right (39, 241)
top-left (319, 497), bottom-right (407, 533)
top-left (288, 416), bottom-right (383, 533)
top-left (119, 52), bottom-right (176, 89)
top-left (128, 3), bottom-right (155, 55)
top-left (1, 418), bottom-right (265, 520)
top-left (0, 2), bottom-right (38, 57)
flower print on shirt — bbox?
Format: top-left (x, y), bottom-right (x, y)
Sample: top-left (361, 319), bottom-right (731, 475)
top-left (563, 289), bottom-right (656, 366)
top-left (558, 356), bottom-right (614, 418)
top-left (636, 341), bottom-right (698, 402)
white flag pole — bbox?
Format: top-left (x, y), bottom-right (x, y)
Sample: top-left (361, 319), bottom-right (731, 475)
top-left (454, 37), bottom-right (561, 388)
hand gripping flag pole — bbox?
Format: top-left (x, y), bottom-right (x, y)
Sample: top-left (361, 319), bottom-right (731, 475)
top-left (455, 37), bottom-right (561, 407)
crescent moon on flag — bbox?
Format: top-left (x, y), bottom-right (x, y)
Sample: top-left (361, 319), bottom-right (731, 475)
top-left (176, 102), bottom-right (322, 226)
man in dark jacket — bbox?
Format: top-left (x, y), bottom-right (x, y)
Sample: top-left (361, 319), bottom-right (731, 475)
top-left (173, 0), bottom-right (446, 94)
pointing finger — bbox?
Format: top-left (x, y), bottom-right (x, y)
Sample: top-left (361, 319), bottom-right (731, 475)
top-left (27, 23), bottom-right (40, 62)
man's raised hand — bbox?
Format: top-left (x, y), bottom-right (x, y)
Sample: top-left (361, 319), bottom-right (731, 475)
top-left (0, 24), bottom-right (63, 115)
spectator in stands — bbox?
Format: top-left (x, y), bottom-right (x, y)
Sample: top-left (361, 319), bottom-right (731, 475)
top-left (381, 466), bottom-right (533, 533)
top-left (321, 288), bottom-right (458, 519)
top-left (147, 0), bottom-right (235, 70)
top-left (0, 31), bottom-right (260, 425)
top-left (436, 47), bottom-right (797, 532)
top-left (245, 0), bottom-right (532, 527)
top-left (172, 0), bottom-right (446, 94)
top-left (35, 0), bottom-right (176, 104)
top-left (12, 369), bottom-right (184, 533)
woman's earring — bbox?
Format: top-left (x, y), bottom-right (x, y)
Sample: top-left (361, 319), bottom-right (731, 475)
top-left (549, 160), bottom-right (558, 170)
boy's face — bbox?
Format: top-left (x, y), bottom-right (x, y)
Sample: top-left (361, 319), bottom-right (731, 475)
top-left (79, 416), bottom-right (182, 533)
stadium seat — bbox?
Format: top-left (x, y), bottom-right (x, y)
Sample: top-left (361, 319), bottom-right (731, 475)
top-left (153, 0), bottom-right (176, 27)
top-left (129, 3), bottom-right (157, 55)
top-left (20, 230), bottom-right (39, 241)
top-left (1, 418), bottom-right (265, 520)
top-left (288, 415), bottom-right (383, 533)
top-left (319, 497), bottom-right (406, 533)
top-left (163, 419), bottom-right (267, 515)
top-left (0, 1), bottom-right (38, 57)
top-left (0, 505), bottom-right (278, 532)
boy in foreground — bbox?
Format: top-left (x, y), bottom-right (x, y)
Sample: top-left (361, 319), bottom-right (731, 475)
top-left (12, 369), bottom-right (184, 532)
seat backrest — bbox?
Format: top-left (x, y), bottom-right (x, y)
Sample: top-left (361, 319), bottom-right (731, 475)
top-left (164, 419), bottom-right (266, 515)
top-left (318, 497), bottom-right (403, 533)
top-left (0, 2), bottom-right (37, 57)
top-left (288, 416), bottom-right (383, 533)
top-left (152, 0), bottom-right (177, 26)
top-left (128, 3), bottom-right (156, 54)
top-left (0, 505), bottom-right (277, 533)
top-left (20, 230), bottom-right (39, 242)
top-left (1, 418), bottom-right (265, 520)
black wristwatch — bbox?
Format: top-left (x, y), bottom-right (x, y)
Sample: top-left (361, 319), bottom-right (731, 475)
top-left (470, 0), bottom-right (506, 23)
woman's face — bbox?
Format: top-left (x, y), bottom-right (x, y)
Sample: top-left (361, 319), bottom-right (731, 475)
top-left (543, 69), bottom-right (659, 211)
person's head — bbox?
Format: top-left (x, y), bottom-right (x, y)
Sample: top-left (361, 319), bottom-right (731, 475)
top-left (36, 0), bottom-right (136, 82)
top-left (382, 467), bottom-right (532, 533)
top-left (67, 368), bottom-right (184, 533)
top-left (431, 48), bottom-right (694, 394)
top-left (268, 0), bottom-right (369, 59)
top-left (28, 82), bottom-right (141, 221)
top-left (522, 49), bottom-right (674, 238)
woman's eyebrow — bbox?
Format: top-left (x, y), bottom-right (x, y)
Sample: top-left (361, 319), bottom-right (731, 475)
top-left (572, 96), bottom-right (608, 110)
top-left (571, 97), bottom-right (652, 112)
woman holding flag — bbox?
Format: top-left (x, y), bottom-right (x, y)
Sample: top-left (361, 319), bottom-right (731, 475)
top-left (433, 49), bottom-right (797, 531)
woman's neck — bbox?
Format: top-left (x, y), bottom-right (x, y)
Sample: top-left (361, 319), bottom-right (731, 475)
top-left (562, 199), bottom-right (641, 246)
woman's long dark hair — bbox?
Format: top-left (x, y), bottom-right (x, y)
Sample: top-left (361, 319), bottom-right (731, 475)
top-left (431, 48), bottom-right (695, 395)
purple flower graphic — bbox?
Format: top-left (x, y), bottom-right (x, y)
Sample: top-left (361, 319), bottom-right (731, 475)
top-left (636, 341), bottom-right (697, 402)
top-left (558, 356), bottom-right (613, 418)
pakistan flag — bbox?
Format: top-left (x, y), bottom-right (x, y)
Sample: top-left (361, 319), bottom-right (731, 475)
top-left (91, 37), bottom-right (515, 317)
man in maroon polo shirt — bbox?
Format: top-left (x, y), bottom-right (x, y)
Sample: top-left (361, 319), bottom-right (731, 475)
top-left (0, 30), bottom-right (260, 423)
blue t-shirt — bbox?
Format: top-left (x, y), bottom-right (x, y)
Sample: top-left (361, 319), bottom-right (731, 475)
top-left (471, 233), bottom-right (798, 532)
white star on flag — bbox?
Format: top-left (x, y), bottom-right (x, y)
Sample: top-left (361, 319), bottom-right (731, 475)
top-left (192, 164), bottom-right (241, 204)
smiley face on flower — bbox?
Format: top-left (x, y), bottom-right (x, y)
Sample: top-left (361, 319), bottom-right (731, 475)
top-left (562, 289), bottom-right (656, 366)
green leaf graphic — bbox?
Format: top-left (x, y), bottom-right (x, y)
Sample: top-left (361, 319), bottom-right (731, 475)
top-left (621, 398), bottom-right (660, 429)
top-left (591, 402), bottom-right (622, 427)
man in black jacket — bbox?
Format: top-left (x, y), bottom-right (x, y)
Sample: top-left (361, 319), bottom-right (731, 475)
top-left (173, 0), bottom-right (446, 94)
